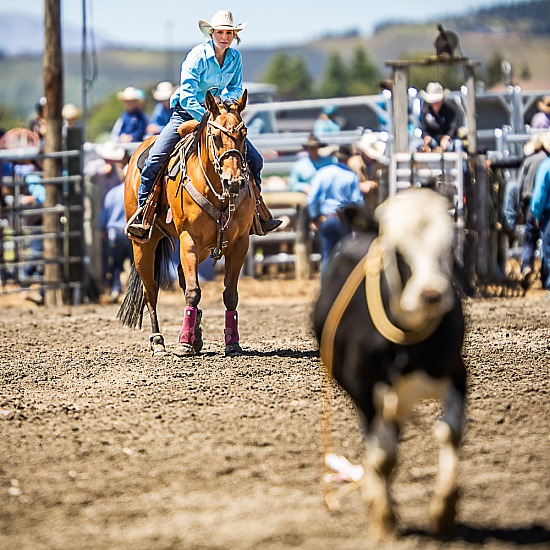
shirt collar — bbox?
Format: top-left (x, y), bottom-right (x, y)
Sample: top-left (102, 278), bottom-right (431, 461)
top-left (204, 39), bottom-right (235, 62)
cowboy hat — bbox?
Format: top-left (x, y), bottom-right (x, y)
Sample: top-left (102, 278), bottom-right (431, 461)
top-left (302, 133), bottom-right (327, 149)
top-left (355, 132), bottom-right (388, 163)
top-left (117, 86), bottom-right (145, 102)
top-left (153, 81), bottom-right (175, 101)
top-left (62, 103), bottom-right (81, 121)
top-left (336, 144), bottom-right (354, 163)
top-left (96, 141), bottom-right (125, 162)
top-left (537, 95), bottom-right (550, 115)
top-left (420, 82), bottom-right (449, 104)
top-left (198, 11), bottom-right (247, 36)
top-left (523, 133), bottom-right (544, 156)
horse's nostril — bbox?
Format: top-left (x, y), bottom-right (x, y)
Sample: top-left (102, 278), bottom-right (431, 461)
top-left (421, 289), bottom-right (442, 304)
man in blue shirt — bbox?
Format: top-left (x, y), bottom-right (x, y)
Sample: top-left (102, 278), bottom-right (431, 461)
top-left (98, 181), bottom-right (133, 302)
top-left (529, 134), bottom-right (550, 294)
top-left (289, 133), bottom-right (335, 194)
top-left (147, 81), bottom-right (176, 135)
top-left (313, 105), bottom-right (341, 135)
top-left (307, 145), bottom-right (363, 270)
top-left (111, 87), bottom-right (148, 144)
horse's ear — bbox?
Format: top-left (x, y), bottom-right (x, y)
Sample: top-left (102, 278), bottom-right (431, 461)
top-left (205, 91), bottom-right (220, 117)
top-left (235, 89), bottom-right (248, 114)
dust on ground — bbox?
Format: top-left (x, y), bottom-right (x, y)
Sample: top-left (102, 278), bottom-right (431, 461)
top-left (0, 278), bottom-right (548, 549)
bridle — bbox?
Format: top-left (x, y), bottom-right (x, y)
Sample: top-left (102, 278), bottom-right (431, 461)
top-left (197, 113), bottom-right (248, 201)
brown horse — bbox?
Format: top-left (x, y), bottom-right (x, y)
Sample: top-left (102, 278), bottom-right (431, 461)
top-left (118, 90), bottom-right (255, 357)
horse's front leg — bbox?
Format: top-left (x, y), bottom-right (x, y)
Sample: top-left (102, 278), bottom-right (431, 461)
top-left (174, 232), bottom-right (203, 357)
top-left (222, 235), bottom-right (249, 356)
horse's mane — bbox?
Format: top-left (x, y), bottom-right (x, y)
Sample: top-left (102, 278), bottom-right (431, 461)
top-left (189, 111), bottom-right (211, 154)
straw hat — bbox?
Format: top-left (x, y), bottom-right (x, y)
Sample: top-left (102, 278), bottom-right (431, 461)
top-left (198, 11), bottom-right (247, 36)
top-left (62, 103), bottom-right (81, 121)
top-left (96, 141), bottom-right (125, 162)
top-left (523, 133), bottom-right (544, 156)
top-left (153, 81), bottom-right (175, 101)
top-left (537, 95), bottom-right (550, 115)
top-left (355, 132), bottom-right (388, 162)
top-left (117, 86), bottom-right (145, 102)
top-left (420, 82), bottom-right (449, 104)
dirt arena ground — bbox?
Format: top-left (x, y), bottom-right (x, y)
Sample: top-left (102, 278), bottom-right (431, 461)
top-left (0, 278), bottom-right (548, 549)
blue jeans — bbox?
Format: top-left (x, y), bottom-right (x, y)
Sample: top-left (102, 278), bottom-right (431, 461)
top-left (105, 231), bottom-right (133, 295)
top-left (138, 105), bottom-right (263, 208)
top-left (319, 215), bottom-right (351, 271)
top-left (521, 210), bottom-right (540, 272)
top-left (503, 180), bottom-right (520, 230)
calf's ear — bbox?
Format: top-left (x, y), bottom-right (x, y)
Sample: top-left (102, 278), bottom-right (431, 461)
top-left (338, 203), bottom-right (378, 233)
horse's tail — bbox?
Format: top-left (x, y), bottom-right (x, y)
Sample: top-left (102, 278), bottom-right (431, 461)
top-left (117, 237), bottom-right (174, 329)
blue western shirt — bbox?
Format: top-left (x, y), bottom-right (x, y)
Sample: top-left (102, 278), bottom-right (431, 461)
top-left (530, 156), bottom-right (550, 222)
top-left (307, 162), bottom-right (363, 220)
top-left (117, 109), bottom-right (148, 142)
top-left (289, 154), bottom-right (335, 193)
top-left (170, 40), bottom-right (243, 121)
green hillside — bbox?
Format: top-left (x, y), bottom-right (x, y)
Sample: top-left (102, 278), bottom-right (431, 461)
top-left (0, 0), bottom-right (548, 134)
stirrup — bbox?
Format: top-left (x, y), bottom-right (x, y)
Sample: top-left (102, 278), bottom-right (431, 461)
top-left (125, 207), bottom-right (155, 243)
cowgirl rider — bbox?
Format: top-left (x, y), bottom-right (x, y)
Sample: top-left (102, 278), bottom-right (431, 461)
top-left (127, 10), bottom-right (281, 239)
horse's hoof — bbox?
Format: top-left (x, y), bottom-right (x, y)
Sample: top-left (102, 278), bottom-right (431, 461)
top-left (173, 343), bottom-right (196, 358)
top-left (150, 333), bottom-right (167, 356)
top-left (193, 310), bottom-right (204, 353)
top-left (225, 342), bottom-right (243, 357)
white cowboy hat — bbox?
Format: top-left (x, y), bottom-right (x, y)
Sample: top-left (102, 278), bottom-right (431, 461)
top-left (198, 11), bottom-right (247, 36)
top-left (117, 86), bottom-right (145, 102)
top-left (355, 132), bottom-right (388, 163)
top-left (96, 141), bottom-right (125, 162)
top-left (420, 82), bottom-right (450, 104)
top-left (62, 103), bottom-right (81, 121)
top-left (153, 81), bottom-right (175, 101)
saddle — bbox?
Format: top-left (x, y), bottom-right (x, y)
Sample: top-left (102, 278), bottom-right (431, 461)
top-left (135, 121), bottom-right (199, 231)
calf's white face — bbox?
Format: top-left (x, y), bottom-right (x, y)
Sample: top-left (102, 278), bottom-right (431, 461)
top-left (375, 189), bottom-right (455, 327)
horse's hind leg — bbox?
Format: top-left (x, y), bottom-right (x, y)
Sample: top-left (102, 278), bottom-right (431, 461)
top-left (132, 236), bottom-right (167, 356)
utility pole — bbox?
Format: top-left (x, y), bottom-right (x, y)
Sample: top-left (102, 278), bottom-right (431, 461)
top-left (43, 0), bottom-right (63, 305)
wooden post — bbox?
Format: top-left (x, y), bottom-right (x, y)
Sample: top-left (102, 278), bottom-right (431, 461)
top-left (43, 0), bottom-right (63, 305)
top-left (464, 65), bottom-right (478, 156)
top-left (392, 65), bottom-right (409, 154)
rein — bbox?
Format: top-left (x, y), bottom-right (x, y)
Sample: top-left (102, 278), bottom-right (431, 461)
top-left (179, 112), bottom-right (250, 263)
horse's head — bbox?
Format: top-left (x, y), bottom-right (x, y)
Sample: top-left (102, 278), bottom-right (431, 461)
top-left (204, 90), bottom-right (248, 195)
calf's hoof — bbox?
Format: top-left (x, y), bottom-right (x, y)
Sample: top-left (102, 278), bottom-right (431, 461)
top-left (428, 489), bottom-right (458, 536)
top-left (173, 343), bottom-right (196, 358)
top-left (225, 342), bottom-right (243, 357)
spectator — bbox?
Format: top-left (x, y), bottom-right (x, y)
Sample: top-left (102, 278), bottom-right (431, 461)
top-left (146, 81), bottom-right (176, 136)
top-left (518, 133), bottom-right (548, 285)
top-left (529, 133), bottom-right (550, 296)
top-left (29, 97), bottom-right (47, 143)
top-left (98, 180), bottom-right (133, 303)
top-left (307, 144), bottom-right (363, 270)
top-left (289, 133), bottom-right (335, 194)
top-left (348, 132), bottom-right (388, 217)
top-left (313, 105), bottom-right (341, 135)
top-left (419, 82), bottom-right (460, 152)
top-left (62, 103), bottom-right (82, 129)
top-left (84, 141), bottom-right (127, 205)
top-left (111, 87), bottom-right (148, 143)
top-left (530, 96), bottom-right (550, 130)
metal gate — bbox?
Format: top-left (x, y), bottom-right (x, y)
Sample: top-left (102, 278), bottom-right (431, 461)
top-left (0, 141), bottom-right (85, 303)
